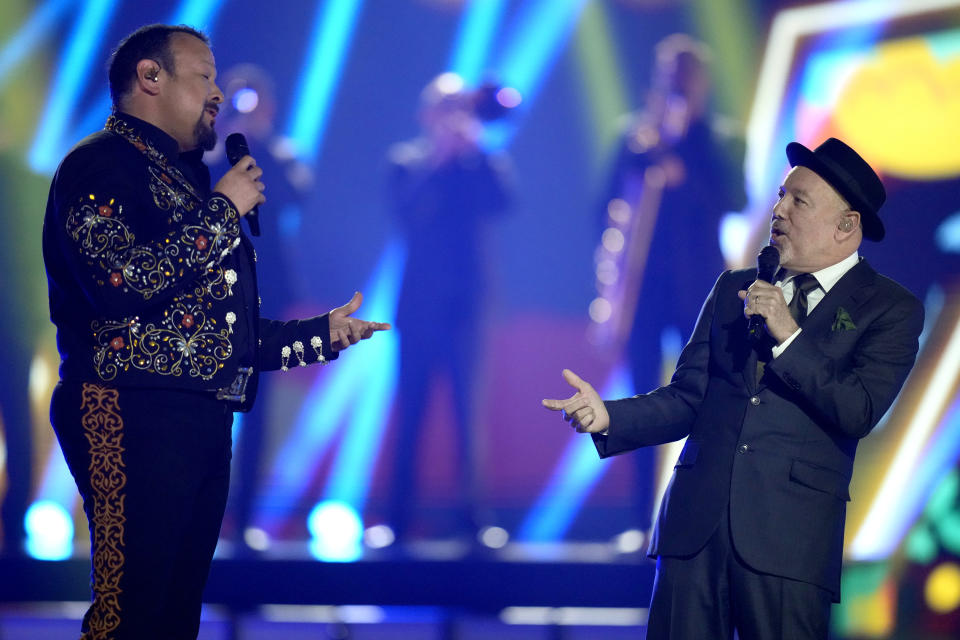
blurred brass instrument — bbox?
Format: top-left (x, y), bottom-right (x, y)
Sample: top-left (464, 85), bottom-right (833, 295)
top-left (587, 122), bottom-right (669, 350)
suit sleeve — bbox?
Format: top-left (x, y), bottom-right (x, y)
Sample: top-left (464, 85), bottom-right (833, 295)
top-left (258, 315), bottom-right (339, 371)
top-left (52, 147), bottom-right (242, 318)
top-left (593, 271), bottom-right (724, 457)
top-left (766, 286), bottom-right (923, 439)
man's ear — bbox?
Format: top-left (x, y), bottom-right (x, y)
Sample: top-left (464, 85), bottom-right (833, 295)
top-left (135, 59), bottom-right (162, 95)
top-left (838, 211), bottom-right (860, 235)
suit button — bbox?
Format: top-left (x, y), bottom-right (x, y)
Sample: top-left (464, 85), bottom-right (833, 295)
top-left (750, 396), bottom-right (760, 406)
top-left (737, 444), bottom-right (749, 454)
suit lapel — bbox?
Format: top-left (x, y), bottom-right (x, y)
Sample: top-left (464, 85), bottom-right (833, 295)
top-left (801, 258), bottom-right (876, 338)
top-left (751, 259), bottom-right (876, 392)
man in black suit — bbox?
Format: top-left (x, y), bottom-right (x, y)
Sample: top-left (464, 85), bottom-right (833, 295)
top-left (543, 138), bottom-right (923, 639)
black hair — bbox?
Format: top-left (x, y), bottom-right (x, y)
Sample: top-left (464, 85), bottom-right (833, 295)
top-left (108, 24), bottom-right (209, 108)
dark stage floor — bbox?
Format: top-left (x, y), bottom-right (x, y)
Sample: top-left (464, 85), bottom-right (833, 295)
top-left (0, 541), bottom-right (655, 639)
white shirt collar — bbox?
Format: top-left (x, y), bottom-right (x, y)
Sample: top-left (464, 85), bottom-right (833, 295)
top-left (779, 250), bottom-right (859, 294)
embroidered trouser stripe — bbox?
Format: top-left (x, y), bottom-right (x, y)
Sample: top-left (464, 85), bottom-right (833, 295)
top-left (79, 382), bottom-right (126, 640)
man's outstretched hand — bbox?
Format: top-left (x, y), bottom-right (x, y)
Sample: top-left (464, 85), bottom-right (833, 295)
top-left (329, 292), bottom-right (391, 352)
top-left (542, 369), bottom-right (610, 434)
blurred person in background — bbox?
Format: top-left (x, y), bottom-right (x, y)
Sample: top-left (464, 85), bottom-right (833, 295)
top-left (386, 73), bottom-right (513, 544)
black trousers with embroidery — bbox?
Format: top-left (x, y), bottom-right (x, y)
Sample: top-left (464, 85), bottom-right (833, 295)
top-left (51, 382), bottom-right (233, 640)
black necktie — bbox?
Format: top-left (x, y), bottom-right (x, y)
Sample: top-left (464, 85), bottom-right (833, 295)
top-left (787, 274), bottom-right (820, 325)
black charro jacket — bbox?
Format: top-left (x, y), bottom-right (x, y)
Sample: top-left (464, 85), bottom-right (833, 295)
top-left (42, 113), bottom-right (336, 411)
top-left (594, 261), bottom-right (923, 600)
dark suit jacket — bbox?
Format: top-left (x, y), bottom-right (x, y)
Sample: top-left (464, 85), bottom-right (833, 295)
top-left (594, 259), bottom-right (923, 599)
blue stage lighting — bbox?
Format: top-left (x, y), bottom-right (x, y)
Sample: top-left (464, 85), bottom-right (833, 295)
top-left (493, 0), bottom-right (588, 107)
top-left (936, 211), bottom-right (960, 254)
top-left (171, 0), bottom-right (226, 30)
top-left (448, 0), bottom-right (508, 85)
top-left (323, 242), bottom-right (403, 510)
top-left (308, 500), bottom-right (363, 562)
top-left (28, 0), bottom-right (119, 174)
top-left (256, 241), bottom-right (404, 533)
top-left (323, 332), bottom-right (398, 508)
top-left (518, 363), bottom-right (633, 541)
top-left (232, 87), bottom-right (260, 113)
top-left (35, 439), bottom-right (80, 515)
top-left (286, 0), bottom-right (366, 161)
top-left (25, 500), bottom-right (73, 561)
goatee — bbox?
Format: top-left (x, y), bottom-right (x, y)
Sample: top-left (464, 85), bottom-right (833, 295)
top-left (195, 117), bottom-right (217, 152)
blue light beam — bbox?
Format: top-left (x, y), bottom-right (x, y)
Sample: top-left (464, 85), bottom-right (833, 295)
top-left (448, 0), bottom-right (508, 84)
top-left (322, 241), bottom-right (403, 510)
top-left (28, 0), bottom-right (120, 174)
top-left (286, 0), bottom-right (366, 162)
top-left (493, 0), bottom-right (588, 107)
top-left (170, 0), bottom-right (227, 30)
top-left (256, 240), bottom-right (404, 533)
top-left (518, 362), bottom-right (634, 541)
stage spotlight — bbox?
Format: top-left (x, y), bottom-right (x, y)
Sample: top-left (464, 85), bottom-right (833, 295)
top-left (232, 87), bottom-right (260, 114)
top-left (925, 562), bottom-right (960, 614)
top-left (479, 525), bottom-right (510, 549)
top-left (588, 297), bottom-right (612, 324)
top-left (601, 227), bottom-right (625, 253)
top-left (496, 86), bottom-right (522, 109)
top-left (363, 524), bottom-right (395, 549)
top-left (307, 500), bottom-right (363, 562)
top-left (613, 528), bottom-right (645, 554)
top-left (24, 500), bottom-right (73, 560)
top-left (243, 526), bottom-right (271, 552)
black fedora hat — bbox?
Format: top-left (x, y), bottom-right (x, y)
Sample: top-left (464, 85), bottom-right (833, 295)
top-left (785, 137), bottom-right (886, 241)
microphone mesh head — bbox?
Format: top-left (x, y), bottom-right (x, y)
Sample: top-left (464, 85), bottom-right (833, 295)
top-left (225, 133), bottom-right (249, 166)
top-left (757, 245), bottom-right (780, 282)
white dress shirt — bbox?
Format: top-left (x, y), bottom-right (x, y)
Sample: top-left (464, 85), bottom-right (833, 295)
top-left (771, 250), bottom-right (860, 357)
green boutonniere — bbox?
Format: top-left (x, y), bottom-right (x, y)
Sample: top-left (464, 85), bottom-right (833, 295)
top-left (832, 307), bottom-right (857, 332)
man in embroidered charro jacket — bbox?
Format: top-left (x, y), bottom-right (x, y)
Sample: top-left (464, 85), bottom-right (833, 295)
top-left (42, 24), bottom-right (389, 639)
top-left (544, 138), bottom-right (923, 639)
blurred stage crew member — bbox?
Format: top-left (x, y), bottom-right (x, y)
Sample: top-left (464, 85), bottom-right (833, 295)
top-left (592, 33), bottom-right (746, 534)
top-left (42, 24), bottom-right (389, 639)
top-left (387, 73), bottom-right (512, 542)
top-left (545, 138), bottom-right (923, 639)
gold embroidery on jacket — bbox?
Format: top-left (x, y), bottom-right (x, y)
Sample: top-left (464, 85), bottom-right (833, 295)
top-left (91, 298), bottom-right (232, 381)
top-left (80, 383), bottom-right (126, 639)
top-left (65, 194), bottom-right (239, 300)
top-left (65, 115), bottom-right (243, 383)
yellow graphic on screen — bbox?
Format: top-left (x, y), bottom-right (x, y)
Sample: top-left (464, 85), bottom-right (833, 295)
top-left (832, 36), bottom-right (960, 180)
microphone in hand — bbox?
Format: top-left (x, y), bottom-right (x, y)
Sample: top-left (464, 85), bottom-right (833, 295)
top-left (748, 245), bottom-right (780, 342)
top-left (225, 132), bottom-right (261, 237)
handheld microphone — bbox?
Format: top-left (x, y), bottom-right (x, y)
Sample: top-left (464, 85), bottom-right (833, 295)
top-left (225, 132), bottom-right (261, 237)
top-left (748, 245), bottom-right (780, 342)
